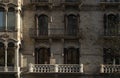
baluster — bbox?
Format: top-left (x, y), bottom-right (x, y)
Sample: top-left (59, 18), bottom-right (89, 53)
top-left (29, 63), bottom-right (33, 72)
top-left (55, 64), bottom-right (58, 72)
top-left (41, 66), bottom-right (43, 72)
top-left (80, 64), bottom-right (84, 73)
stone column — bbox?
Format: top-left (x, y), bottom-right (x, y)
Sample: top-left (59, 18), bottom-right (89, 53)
top-left (4, 41), bottom-right (8, 71)
top-left (15, 42), bottom-right (20, 78)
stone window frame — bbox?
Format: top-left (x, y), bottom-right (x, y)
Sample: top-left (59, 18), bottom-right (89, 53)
top-left (64, 13), bottom-right (80, 36)
top-left (0, 3), bottom-right (17, 32)
top-left (35, 47), bottom-right (50, 64)
top-left (104, 13), bottom-right (119, 36)
top-left (64, 47), bottom-right (79, 64)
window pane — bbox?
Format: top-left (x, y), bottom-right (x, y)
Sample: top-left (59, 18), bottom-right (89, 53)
top-left (0, 12), bottom-right (5, 30)
top-left (38, 15), bottom-right (48, 35)
top-left (64, 48), bottom-right (79, 64)
top-left (7, 42), bottom-right (15, 66)
top-left (0, 43), bottom-right (5, 66)
top-left (35, 48), bottom-right (50, 64)
top-left (7, 12), bottom-right (15, 31)
top-left (67, 15), bottom-right (78, 35)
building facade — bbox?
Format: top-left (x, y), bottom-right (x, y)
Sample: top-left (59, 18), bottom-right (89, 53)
top-left (0, 0), bottom-right (120, 78)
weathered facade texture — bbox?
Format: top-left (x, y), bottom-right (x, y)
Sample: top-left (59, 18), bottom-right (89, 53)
top-left (0, 0), bottom-right (119, 78)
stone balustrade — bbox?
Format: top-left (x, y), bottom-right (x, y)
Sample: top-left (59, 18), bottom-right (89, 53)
top-left (29, 64), bottom-right (83, 73)
top-left (101, 64), bottom-right (120, 73)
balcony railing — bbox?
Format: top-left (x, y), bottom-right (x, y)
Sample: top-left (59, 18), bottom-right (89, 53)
top-left (29, 64), bottom-right (83, 73)
top-left (29, 28), bottom-right (82, 39)
top-left (0, 66), bottom-right (17, 72)
top-left (101, 64), bottom-right (120, 73)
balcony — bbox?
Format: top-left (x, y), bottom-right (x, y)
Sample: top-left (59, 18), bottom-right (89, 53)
top-left (100, 64), bottom-right (120, 73)
top-left (0, 66), bottom-right (17, 73)
top-left (29, 64), bottom-right (83, 73)
top-left (29, 28), bottom-right (82, 39)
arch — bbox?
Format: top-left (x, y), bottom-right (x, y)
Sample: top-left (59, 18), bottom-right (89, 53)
top-left (7, 38), bottom-right (17, 43)
top-left (7, 3), bottom-right (17, 8)
top-left (38, 14), bottom-right (48, 35)
top-left (0, 38), bottom-right (5, 43)
top-left (8, 42), bottom-right (15, 47)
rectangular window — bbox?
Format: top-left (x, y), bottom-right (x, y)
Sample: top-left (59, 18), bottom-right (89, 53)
top-left (0, 12), bottom-right (5, 30)
top-left (64, 48), bottom-right (79, 64)
top-left (7, 12), bottom-right (15, 31)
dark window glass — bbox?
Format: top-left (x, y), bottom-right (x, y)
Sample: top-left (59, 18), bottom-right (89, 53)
top-left (7, 42), bottom-right (15, 66)
top-left (7, 8), bottom-right (15, 31)
top-left (66, 15), bottom-right (78, 35)
top-left (64, 48), bottom-right (79, 64)
top-left (103, 48), bottom-right (120, 64)
top-left (0, 8), bottom-right (5, 30)
top-left (104, 14), bottom-right (119, 36)
top-left (0, 42), bottom-right (5, 66)
top-left (35, 48), bottom-right (50, 64)
top-left (38, 15), bottom-right (48, 35)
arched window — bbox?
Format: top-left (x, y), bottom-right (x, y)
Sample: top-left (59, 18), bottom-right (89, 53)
top-left (0, 7), bottom-right (5, 30)
top-left (104, 14), bottom-right (119, 36)
top-left (7, 42), bottom-right (15, 66)
top-left (35, 47), bottom-right (50, 64)
top-left (66, 14), bottom-right (78, 36)
top-left (0, 42), bottom-right (5, 66)
top-left (7, 7), bottom-right (15, 31)
top-left (38, 15), bottom-right (48, 35)
top-left (64, 47), bottom-right (79, 64)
